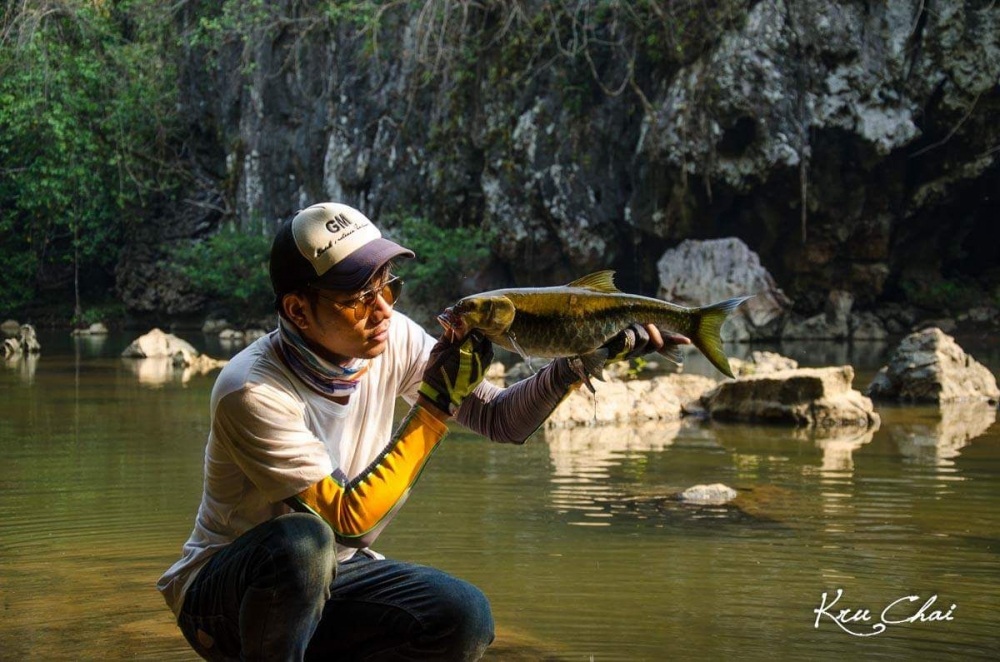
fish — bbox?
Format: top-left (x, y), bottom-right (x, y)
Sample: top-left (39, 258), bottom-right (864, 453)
top-left (437, 270), bottom-right (750, 386)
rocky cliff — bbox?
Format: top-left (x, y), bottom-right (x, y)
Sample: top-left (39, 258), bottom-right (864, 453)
top-left (118, 0), bottom-right (999, 319)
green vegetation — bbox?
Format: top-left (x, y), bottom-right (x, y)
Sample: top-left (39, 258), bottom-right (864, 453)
top-left (169, 227), bottom-right (274, 323)
top-left (390, 216), bottom-right (493, 311)
top-left (0, 1), bottom-right (180, 320)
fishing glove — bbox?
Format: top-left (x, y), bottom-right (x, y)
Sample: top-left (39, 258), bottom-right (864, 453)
top-left (418, 331), bottom-right (494, 416)
top-left (602, 324), bottom-right (654, 363)
top-left (602, 324), bottom-right (689, 365)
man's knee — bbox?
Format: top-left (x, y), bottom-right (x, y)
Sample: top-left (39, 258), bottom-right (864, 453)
top-left (265, 513), bottom-right (337, 592)
top-left (425, 572), bottom-right (495, 657)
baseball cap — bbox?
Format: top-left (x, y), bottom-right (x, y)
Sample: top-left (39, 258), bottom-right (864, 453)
top-left (269, 203), bottom-right (414, 304)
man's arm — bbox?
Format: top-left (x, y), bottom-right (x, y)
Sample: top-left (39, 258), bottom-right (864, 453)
top-left (456, 324), bottom-right (691, 444)
top-left (288, 331), bottom-right (493, 547)
top-left (285, 401), bottom-right (448, 547)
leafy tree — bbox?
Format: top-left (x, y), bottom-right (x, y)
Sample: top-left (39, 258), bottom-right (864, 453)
top-left (390, 215), bottom-right (493, 311)
top-left (169, 226), bottom-right (274, 323)
top-left (0, 1), bottom-right (179, 319)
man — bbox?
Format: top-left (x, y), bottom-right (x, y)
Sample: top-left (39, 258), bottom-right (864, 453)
top-left (158, 202), bottom-right (676, 661)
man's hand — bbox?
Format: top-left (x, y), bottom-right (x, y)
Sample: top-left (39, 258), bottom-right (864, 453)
top-left (602, 324), bottom-right (691, 365)
top-left (418, 331), bottom-right (494, 417)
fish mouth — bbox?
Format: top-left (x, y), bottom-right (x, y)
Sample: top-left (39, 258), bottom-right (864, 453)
top-left (437, 307), bottom-right (467, 337)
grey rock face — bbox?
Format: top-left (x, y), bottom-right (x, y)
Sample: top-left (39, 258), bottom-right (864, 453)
top-left (117, 1), bottom-right (1000, 319)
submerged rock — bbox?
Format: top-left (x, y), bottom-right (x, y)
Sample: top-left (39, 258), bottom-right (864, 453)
top-left (71, 323), bottom-right (109, 336)
top-left (865, 327), bottom-right (999, 404)
top-left (702, 366), bottom-right (879, 428)
top-left (678, 483), bottom-right (738, 505)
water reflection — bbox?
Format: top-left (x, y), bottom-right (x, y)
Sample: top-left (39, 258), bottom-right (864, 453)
top-left (2, 333), bottom-right (999, 660)
top-left (2, 352), bottom-right (38, 384)
top-left (72, 333), bottom-right (109, 357)
top-left (799, 426), bottom-right (878, 475)
top-left (889, 402), bottom-right (997, 468)
top-left (544, 421), bottom-right (684, 478)
top-left (119, 357), bottom-right (223, 387)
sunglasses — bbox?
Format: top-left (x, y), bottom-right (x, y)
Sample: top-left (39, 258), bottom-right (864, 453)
top-left (310, 275), bottom-right (404, 322)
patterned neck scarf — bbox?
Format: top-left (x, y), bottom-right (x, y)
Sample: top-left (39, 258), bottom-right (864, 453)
top-left (278, 317), bottom-right (368, 397)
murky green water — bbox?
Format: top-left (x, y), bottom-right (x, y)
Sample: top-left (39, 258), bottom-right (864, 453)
top-left (1, 331), bottom-right (998, 660)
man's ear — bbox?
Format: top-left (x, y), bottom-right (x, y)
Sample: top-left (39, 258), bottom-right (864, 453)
top-left (281, 293), bottom-right (310, 330)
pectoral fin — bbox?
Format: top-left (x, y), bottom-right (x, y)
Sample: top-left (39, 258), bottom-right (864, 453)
top-left (566, 349), bottom-right (609, 393)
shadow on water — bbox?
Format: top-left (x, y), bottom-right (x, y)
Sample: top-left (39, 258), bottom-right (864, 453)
top-left (1, 331), bottom-right (998, 660)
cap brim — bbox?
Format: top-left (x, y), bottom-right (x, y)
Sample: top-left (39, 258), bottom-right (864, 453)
top-left (312, 238), bottom-right (414, 292)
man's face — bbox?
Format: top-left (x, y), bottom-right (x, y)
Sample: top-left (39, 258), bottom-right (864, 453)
top-left (284, 271), bottom-right (398, 365)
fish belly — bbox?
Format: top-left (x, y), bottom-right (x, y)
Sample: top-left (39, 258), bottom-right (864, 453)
top-left (499, 308), bottom-right (625, 358)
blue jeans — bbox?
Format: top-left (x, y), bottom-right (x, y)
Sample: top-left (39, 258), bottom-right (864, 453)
top-left (177, 513), bottom-right (494, 661)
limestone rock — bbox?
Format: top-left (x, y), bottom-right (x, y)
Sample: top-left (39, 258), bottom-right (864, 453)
top-left (17, 324), bottom-right (40, 354)
top-left (702, 366), bottom-right (879, 428)
top-left (1, 320), bottom-right (20, 337)
top-left (850, 312), bottom-right (888, 341)
top-left (782, 290), bottom-right (853, 340)
top-left (122, 328), bottom-right (199, 359)
top-left (865, 327), bottom-right (999, 403)
top-left (547, 373), bottom-right (717, 428)
top-left (657, 237), bottom-right (791, 341)
top-left (3, 324), bottom-right (42, 358)
top-left (728, 351), bottom-right (798, 377)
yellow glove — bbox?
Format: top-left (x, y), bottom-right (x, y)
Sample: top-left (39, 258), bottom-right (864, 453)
top-left (418, 331), bottom-right (494, 416)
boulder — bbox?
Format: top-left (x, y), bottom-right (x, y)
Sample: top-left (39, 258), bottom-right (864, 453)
top-left (728, 351), bottom-right (798, 377)
top-left (121, 328), bottom-right (199, 359)
top-left (547, 373), bottom-right (718, 428)
top-left (657, 237), bottom-right (791, 341)
top-left (781, 290), bottom-right (852, 340)
top-left (849, 312), bottom-right (888, 341)
top-left (3, 325), bottom-right (42, 358)
top-left (865, 327), bottom-right (999, 403)
top-left (1, 319), bottom-right (20, 337)
top-left (702, 366), bottom-right (879, 428)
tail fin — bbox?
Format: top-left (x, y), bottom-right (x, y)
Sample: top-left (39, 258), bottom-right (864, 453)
top-left (690, 296), bottom-right (752, 378)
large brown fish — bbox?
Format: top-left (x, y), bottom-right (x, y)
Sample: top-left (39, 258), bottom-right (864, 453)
top-left (438, 270), bottom-right (750, 381)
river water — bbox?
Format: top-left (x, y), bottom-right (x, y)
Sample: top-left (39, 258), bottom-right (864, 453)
top-left (1, 330), bottom-right (997, 660)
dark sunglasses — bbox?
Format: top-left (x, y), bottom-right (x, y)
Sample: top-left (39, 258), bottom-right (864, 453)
top-left (310, 275), bottom-right (404, 322)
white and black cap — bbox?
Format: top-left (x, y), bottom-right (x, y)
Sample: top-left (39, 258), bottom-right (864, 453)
top-left (269, 202), bottom-right (413, 305)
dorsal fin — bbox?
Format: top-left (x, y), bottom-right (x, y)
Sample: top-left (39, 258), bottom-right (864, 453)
top-left (566, 270), bottom-right (621, 293)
